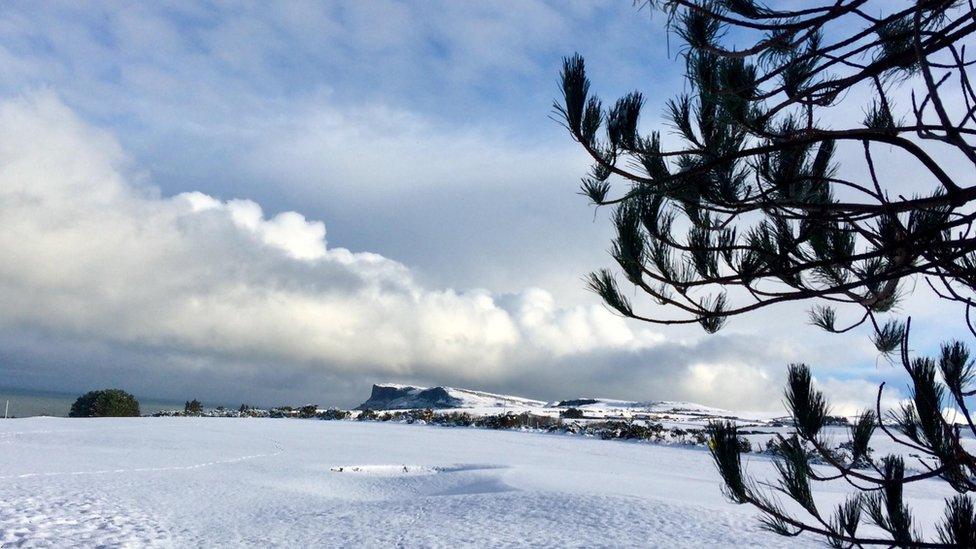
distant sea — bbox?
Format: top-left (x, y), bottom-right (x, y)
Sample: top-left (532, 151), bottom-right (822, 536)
top-left (0, 386), bottom-right (188, 418)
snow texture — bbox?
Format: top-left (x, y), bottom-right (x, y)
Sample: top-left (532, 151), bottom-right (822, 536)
top-left (0, 417), bottom-right (954, 548)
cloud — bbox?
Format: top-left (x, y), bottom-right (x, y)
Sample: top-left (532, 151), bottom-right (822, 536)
top-left (0, 92), bottom-right (865, 410)
top-left (183, 193), bottom-right (328, 260)
top-left (0, 92), bottom-right (691, 401)
top-left (0, 0), bottom-right (676, 305)
top-left (0, 1), bottom-right (923, 411)
top-left (814, 377), bottom-right (906, 418)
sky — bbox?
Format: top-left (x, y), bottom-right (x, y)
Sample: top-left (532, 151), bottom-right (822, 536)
top-left (0, 0), bottom-right (966, 411)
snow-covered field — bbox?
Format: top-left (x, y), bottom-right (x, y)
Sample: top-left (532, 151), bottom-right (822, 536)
top-left (0, 417), bottom-right (954, 548)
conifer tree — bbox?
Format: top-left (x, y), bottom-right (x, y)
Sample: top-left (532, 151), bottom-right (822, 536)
top-left (557, 1), bottom-right (976, 545)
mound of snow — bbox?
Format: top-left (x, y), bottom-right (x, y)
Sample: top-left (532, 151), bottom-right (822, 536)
top-left (356, 384), bottom-right (545, 410)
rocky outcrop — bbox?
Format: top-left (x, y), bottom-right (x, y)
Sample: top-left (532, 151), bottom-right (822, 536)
top-left (356, 385), bottom-right (463, 410)
top-left (355, 383), bottom-right (546, 410)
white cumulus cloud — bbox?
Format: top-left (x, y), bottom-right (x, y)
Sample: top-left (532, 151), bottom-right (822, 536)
top-left (0, 92), bottom-right (661, 389)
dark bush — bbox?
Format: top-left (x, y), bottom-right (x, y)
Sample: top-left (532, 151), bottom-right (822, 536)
top-left (521, 413), bottom-right (562, 430)
top-left (184, 399), bottom-right (202, 415)
top-left (437, 411), bottom-right (473, 426)
top-left (555, 399), bottom-right (598, 407)
top-left (381, 408), bottom-right (435, 424)
top-left (590, 420), bottom-right (666, 441)
top-left (477, 412), bottom-right (541, 430)
top-left (357, 408), bottom-right (377, 421)
top-left (69, 389), bottom-right (140, 418)
top-left (560, 408), bottom-right (585, 419)
top-left (298, 404), bottom-right (318, 418)
top-left (737, 437), bottom-right (752, 454)
top-left (412, 408), bottom-right (434, 423)
top-left (269, 406), bottom-right (295, 418)
top-left (317, 408), bottom-right (350, 420)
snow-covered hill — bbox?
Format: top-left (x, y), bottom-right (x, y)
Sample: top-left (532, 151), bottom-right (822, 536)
top-left (356, 383), bottom-right (546, 410)
top-left (551, 397), bottom-right (734, 415)
top-left (356, 383), bottom-right (772, 424)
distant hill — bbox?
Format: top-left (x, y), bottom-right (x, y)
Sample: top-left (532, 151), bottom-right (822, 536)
top-left (356, 384), bottom-right (546, 410)
top-left (354, 383), bottom-right (785, 424)
top-left (550, 397), bottom-right (734, 416)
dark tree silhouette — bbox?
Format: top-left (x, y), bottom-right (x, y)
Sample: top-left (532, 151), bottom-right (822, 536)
top-left (185, 399), bottom-right (203, 415)
top-left (70, 389), bottom-right (140, 418)
top-left (557, 0), bottom-right (976, 546)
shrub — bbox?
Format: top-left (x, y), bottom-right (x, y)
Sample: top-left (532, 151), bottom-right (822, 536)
top-left (69, 389), bottom-right (140, 418)
top-left (412, 408), bottom-right (435, 423)
top-left (521, 413), bottom-right (562, 430)
top-left (317, 408), bottom-right (350, 420)
top-left (298, 404), bottom-right (318, 418)
top-left (477, 412), bottom-right (549, 430)
top-left (560, 407), bottom-right (585, 419)
top-left (184, 399), bottom-right (202, 415)
top-left (437, 411), bottom-right (473, 426)
top-left (587, 420), bottom-right (667, 442)
top-left (476, 412), bottom-right (519, 430)
top-left (357, 408), bottom-right (377, 421)
top-left (269, 406), bottom-right (294, 418)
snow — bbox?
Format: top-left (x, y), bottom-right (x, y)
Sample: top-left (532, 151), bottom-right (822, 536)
top-left (439, 387), bottom-right (546, 408)
top-left (552, 397), bottom-right (729, 413)
top-left (0, 417), bottom-right (954, 547)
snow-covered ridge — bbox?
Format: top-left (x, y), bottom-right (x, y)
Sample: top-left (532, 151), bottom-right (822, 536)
top-left (550, 398), bottom-right (736, 416)
top-left (356, 384), bottom-right (754, 420)
top-left (356, 384), bottom-right (546, 410)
